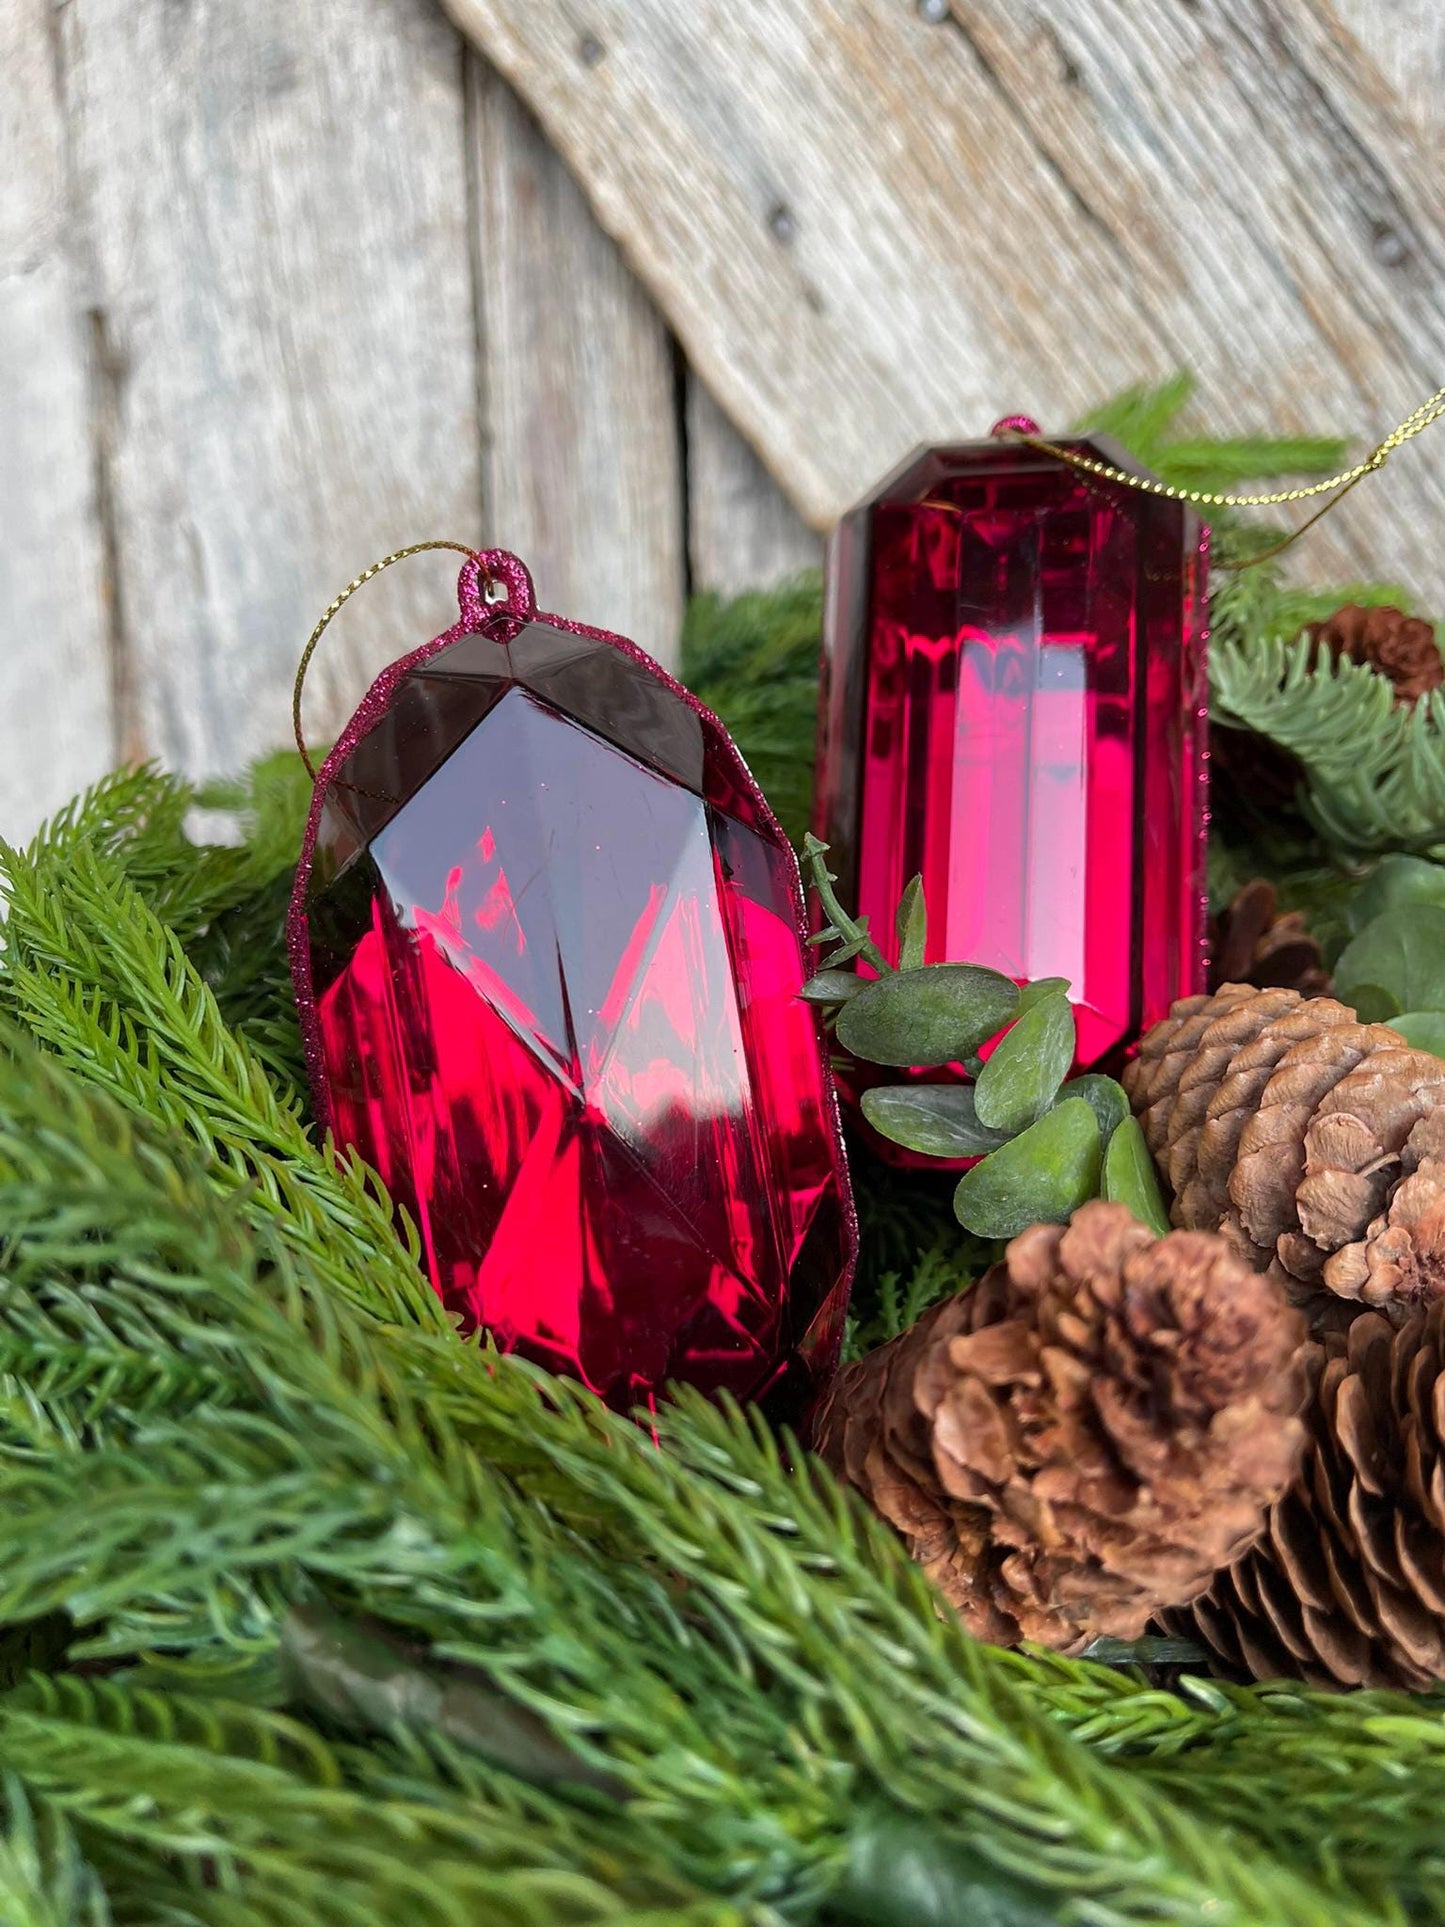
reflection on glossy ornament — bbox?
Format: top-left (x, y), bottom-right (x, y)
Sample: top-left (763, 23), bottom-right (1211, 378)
top-left (290, 551), bottom-right (855, 1419)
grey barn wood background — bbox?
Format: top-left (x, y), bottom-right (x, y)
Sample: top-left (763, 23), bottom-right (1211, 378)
top-left (3, 0), bottom-right (1442, 849)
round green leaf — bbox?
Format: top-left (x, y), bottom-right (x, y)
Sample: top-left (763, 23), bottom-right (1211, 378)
top-left (860, 1084), bottom-right (1009, 1159)
top-left (1390, 1010), bottom-right (1445, 1059)
top-left (833, 1812), bottom-right (1060, 1927)
top-left (974, 991), bottom-right (1076, 1134)
top-left (1347, 854), bottom-right (1445, 935)
top-left (1349, 981), bottom-right (1404, 1024)
top-left (895, 875), bottom-right (928, 972)
top-left (1057, 1073), bottom-right (1129, 1146)
top-left (1015, 975), bottom-right (1071, 1013)
top-left (835, 964), bottom-right (1020, 1068)
top-left (1335, 905), bottom-right (1445, 1019)
top-left (953, 1098), bottom-right (1101, 1239)
top-left (798, 969), bottom-right (865, 1006)
top-left (1102, 1114), bottom-right (1171, 1237)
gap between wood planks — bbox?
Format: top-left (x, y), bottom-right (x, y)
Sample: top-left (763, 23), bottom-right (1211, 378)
top-left (0, 0), bottom-right (820, 853)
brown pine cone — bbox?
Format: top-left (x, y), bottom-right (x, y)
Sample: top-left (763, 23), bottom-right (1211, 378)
top-left (1308, 602), bottom-right (1443, 705)
top-left (813, 1202), bottom-right (1307, 1652)
top-left (1124, 985), bottom-right (1445, 1324)
top-left (1208, 880), bottom-right (1329, 997)
top-left (1165, 1302), bottom-right (1445, 1689)
top-left (1325, 1108), bottom-right (1445, 1311)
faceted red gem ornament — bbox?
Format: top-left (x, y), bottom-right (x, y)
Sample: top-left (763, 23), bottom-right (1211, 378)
top-left (289, 550), bottom-right (855, 1417)
top-left (815, 425), bottom-right (1209, 1081)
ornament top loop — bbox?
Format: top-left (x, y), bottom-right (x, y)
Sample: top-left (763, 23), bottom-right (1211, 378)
top-left (458, 549), bottom-right (536, 629)
top-left (292, 538), bottom-right (479, 780)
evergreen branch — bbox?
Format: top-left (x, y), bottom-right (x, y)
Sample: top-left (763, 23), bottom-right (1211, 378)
top-left (1210, 625), bottom-right (1445, 855)
top-left (0, 1040), bottom-right (1390, 1926)
top-left (680, 580), bottom-right (823, 846)
top-left (1073, 374), bottom-right (1348, 493)
top-left (187, 872), bottom-right (309, 1104)
top-left (1139, 1684), bottom-right (1445, 1920)
top-left (0, 1777), bottom-right (110, 1927)
top-left (0, 1676), bottom-right (737, 1927)
top-left (845, 1234), bottom-right (977, 1360)
top-left (1151, 436), bottom-right (1351, 493)
top-left (1073, 373), bottom-right (1196, 465)
top-left (3, 757), bottom-right (310, 1105)
top-left (18, 765), bottom-right (255, 950)
top-left (989, 1656), bottom-right (1445, 1919)
top-left (0, 847), bottom-right (447, 1336)
top-left (2, 733), bottom-right (1441, 1924)
top-left (193, 750), bottom-right (317, 890)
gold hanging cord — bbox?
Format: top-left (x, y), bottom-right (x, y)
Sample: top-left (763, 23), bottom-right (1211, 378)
top-left (995, 384), bottom-right (1445, 571)
top-left (294, 388), bottom-right (1445, 775)
top-left (292, 540), bottom-right (480, 779)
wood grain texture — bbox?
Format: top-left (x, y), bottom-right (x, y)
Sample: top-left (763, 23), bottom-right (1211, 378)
top-left (1333, 0), bottom-right (1445, 137)
top-left (686, 377), bottom-right (820, 595)
top-left (470, 59), bottom-right (683, 663)
top-left (0, 0), bottom-right (113, 847)
top-left (55, 0), bottom-right (483, 780)
top-left (443, 0), bottom-right (1445, 607)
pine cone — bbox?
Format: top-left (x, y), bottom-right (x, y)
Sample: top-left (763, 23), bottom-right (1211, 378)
top-left (1124, 986), bottom-right (1445, 1324)
top-left (1308, 602), bottom-right (1444, 705)
top-left (1208, 880), bottom-right (1329, 997)
top-left (1165, 1301), bottom-right (1445, 1688)
top-left (814, 1202), bottom-right (1307, 1651)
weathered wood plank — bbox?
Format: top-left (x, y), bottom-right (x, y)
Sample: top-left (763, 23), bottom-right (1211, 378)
top-left (0, 0), bottom-right (113, 847)
top-left (686, 377), bottom-right (820, 595)
top-left (470, 59), bottom-right (684, 664)
top-left (1333, 0), bottom-right (1445, 137)
top-left (55, 0), bottom-right (484, 780)
top-left (443, 0), bottom-right (1445, 608)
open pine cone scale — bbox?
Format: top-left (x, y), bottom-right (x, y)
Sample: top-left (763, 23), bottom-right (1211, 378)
top-left (815, 1202), bottom-right (1306, 1653)
top-left (1125, 982), bottom-right (1445, 1688)
top-left (1208, 879), bottom-right (1329, 997)
top-left (1124, 984), bottom-right (1445, 1325)
top-left (1308, 602), bottom-right (1444, 704)
top-left (1165, 1302), bottom-right (1445, 1689)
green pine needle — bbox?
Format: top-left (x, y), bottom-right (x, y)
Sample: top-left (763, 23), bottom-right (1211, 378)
top-left (1074, 373), bottom-right (1350, 494)
top-left (1210, 565), bottom-right (1445, 856)
top-left (681, 578), bottom-right (824, 845)
top-left (1, 489), bottom-right (1442, 1923)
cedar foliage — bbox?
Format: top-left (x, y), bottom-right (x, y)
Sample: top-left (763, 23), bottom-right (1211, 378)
top-left (0, 391), bottom-right (1441, 1920)
top-left (0, 734), bottom-right (1438, 1927)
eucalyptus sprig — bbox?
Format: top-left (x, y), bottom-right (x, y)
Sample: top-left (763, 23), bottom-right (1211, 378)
top-left (801, 838), bottom-right (1169, 1240)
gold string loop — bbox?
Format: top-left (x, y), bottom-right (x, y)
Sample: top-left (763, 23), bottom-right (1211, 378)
top-left (295, 389), bottom-right (1444, 774)
top-left (292, 541), bottom-right (479, 779)
top-left (997, 384), bottom-right (1445, 569)
top-left (1012, 383), bottom-right (1445, 510)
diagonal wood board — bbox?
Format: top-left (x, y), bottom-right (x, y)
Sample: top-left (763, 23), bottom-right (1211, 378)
top-left (443, 0), bottom-right (1445, 603)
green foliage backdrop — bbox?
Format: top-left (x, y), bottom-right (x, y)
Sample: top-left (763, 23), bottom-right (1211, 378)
top-left (0, 382), bottom-right (1443, 1922)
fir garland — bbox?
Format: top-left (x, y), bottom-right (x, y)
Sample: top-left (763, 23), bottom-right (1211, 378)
top-left (1, 386), bottom-right (1443, 1923)
top-left (0, 749), bottom-right (1432, 1927)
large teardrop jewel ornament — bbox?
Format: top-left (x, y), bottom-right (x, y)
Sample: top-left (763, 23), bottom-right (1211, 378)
top-left (289, 549), bottom-right (856, 1418)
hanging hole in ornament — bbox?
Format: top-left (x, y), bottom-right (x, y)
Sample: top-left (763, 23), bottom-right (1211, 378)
top-left (457, 547), bottom-right (538, 631)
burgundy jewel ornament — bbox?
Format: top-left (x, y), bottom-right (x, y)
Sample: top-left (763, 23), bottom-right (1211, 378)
top-left (289, 549), bottom-right (856, 1418)
top-left (815, 420), bottom-right (1209, 1100)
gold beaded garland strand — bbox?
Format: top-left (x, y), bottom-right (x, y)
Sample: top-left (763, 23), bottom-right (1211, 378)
top-left (934, 383), bottom-right (1445, 571)
top-left (293, 385), bottom-right (1445, 770)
